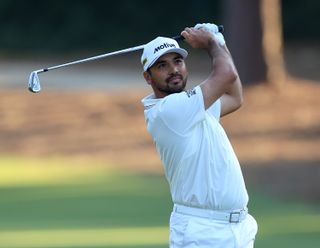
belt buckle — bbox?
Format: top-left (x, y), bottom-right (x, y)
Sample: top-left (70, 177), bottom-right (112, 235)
top-left (229, 211), bottom-right (241, 223)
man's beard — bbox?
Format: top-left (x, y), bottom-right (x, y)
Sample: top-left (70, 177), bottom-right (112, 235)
top-left (154, 74), bottom-right (188, 95)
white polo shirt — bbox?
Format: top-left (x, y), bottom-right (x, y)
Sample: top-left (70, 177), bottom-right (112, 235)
top-left (141, 86), bottom-right (248, 211)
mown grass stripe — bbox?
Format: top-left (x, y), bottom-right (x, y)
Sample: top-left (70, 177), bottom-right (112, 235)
top-left (0, 227), bottom-right (168, 247)
top-left (258, 214), bottom-right (320, 236)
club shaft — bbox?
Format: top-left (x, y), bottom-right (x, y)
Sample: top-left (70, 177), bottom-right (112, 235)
top-left (36, 25), bottom-right (224, 74)
top-left (37, 44), bottom-right (145, 74)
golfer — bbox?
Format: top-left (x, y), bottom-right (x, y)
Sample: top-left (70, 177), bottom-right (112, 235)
top-left (141, 23), bottom-right (258, 248)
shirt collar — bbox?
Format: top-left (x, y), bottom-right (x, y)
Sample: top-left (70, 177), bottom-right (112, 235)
top-left (141, 93), bottom-right (162, 110)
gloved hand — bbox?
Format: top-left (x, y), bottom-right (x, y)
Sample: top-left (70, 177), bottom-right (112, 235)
top-left (194, 23), bottom-right (226, 47)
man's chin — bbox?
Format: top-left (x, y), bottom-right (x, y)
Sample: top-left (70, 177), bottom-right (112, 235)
top-left (170, 81), bottom-right (186, 91)
top-left (156, 79), bottom-right (187, 95)
top-left (170, 86), bottom-right (185, 94)
top-left (160, 86), bottom-right (184, 95)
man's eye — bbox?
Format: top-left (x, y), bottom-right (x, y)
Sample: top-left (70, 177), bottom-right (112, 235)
top-left (157, 63), bottom-right (166, 69)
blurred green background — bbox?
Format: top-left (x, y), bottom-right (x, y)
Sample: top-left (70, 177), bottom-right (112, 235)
top-left (0, 0), bottom-right (319, 52)
top-left (0, 0), bottom-right (320, 247)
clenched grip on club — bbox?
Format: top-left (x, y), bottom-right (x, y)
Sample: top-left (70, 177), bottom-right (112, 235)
top-left (172, 25), bottom-right (224, 41)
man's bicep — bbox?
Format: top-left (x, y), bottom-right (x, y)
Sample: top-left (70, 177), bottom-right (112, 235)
top-left (200, 74), bottom-right (230, 110)
top-left (220, 94), bottom-right (241, 117)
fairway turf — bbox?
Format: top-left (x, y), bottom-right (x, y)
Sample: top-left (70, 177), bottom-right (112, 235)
top-left (0, 157), bottom-right (319, 248)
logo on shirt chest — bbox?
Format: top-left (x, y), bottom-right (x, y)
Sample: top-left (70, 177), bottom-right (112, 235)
top-left (185, 88), bottom-right (196, 98)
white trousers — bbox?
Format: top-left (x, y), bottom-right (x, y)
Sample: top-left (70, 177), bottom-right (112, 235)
top-left (169, 211), bottom-right (258, 248)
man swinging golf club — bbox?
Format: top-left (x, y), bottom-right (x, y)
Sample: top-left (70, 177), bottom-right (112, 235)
top-left (141, 23), bottom-right (258, 247)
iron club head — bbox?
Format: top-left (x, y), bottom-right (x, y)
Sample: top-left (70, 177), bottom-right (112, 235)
top-left (28, 71), bottom-right (41, 93)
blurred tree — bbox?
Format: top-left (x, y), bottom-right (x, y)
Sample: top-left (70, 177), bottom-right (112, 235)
top-left (260, 0), bottom-right (286, 88)
top-left (223, 0), bottom-right (286, 87)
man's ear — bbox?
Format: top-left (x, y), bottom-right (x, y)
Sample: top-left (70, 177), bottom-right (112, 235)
top-left (143, 71), bottom-right (152, 85)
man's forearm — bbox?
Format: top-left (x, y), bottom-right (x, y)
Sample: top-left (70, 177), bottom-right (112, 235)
top-left (219, 46), bottom-right (243, 116)
top-left (225, 46), bottom-right (243, 103)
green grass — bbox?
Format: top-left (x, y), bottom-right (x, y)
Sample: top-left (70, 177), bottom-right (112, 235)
top-left (0, 156), bottom-right (319, 248)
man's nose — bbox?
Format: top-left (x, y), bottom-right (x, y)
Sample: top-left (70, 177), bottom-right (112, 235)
top-left (169, 63), bottom-right (179, 74)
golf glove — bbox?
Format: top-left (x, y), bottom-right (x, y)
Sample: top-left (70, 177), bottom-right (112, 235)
top-left (194, 23), bottom-right (226, 47)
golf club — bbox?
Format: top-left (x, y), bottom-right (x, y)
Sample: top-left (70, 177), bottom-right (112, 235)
top-left (28, 25), bottom-right (224, 93)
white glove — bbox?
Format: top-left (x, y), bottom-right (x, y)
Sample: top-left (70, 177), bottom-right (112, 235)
top-left (194, 23), bottom-right (225, 47)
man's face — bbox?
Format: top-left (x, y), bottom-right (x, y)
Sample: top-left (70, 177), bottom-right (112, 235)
top-left (144, 53), bottom-right (188, 97)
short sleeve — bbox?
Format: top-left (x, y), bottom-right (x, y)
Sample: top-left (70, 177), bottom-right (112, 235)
top-left (207, 98), bottom-right (221, 121)
top-left (157, 86), bottom-right (205, 135)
